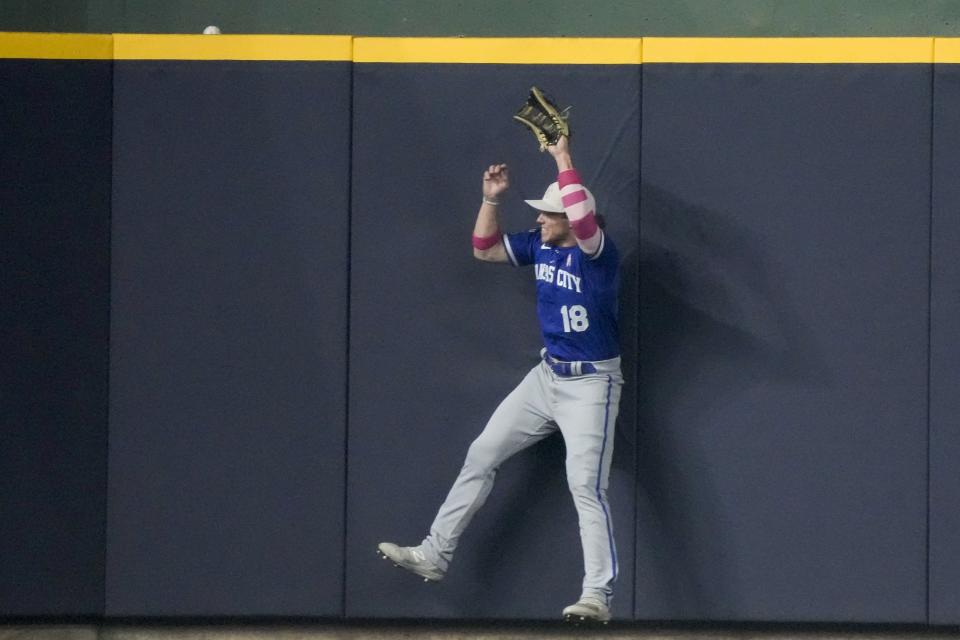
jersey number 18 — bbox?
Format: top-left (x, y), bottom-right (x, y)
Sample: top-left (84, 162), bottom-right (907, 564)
top-left (560, 305), bottom-right (589, 333)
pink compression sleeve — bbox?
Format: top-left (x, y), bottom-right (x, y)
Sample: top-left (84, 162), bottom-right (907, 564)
top-left (557, 169), bottom-right (601, 249)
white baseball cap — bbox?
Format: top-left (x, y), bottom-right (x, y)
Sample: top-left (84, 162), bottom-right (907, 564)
top-left (524, 182), bottom-right (564, 213)
top-left (524, 181), bottom-right (594, 214)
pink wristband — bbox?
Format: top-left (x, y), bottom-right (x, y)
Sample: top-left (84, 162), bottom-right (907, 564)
top-left (472, 233), bottom-right (501, 250)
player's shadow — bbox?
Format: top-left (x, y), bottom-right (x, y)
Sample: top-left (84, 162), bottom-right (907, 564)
top-left (633, 182), bottom-right (830, 615)
top-left (446, 431), bottom-right (574, 614)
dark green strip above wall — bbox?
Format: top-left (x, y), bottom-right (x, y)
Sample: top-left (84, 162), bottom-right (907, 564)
top-left (3, 0), bottom-right (960, 36)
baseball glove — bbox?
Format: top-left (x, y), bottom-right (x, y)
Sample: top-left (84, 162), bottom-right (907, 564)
top-left (513, 86), bottom-right (570, 152)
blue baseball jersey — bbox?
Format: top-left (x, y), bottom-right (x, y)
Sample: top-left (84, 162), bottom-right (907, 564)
top-left (504, 229), bottom-right (620, 362)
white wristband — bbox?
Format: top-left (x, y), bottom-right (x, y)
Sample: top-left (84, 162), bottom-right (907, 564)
top-left (482, 197), bottom-right (500, 206)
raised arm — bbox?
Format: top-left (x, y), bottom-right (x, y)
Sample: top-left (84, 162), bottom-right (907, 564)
top-left (472, 163), bottom-right (510, 263)
top-left (546, 137), bottom-right (602, 256)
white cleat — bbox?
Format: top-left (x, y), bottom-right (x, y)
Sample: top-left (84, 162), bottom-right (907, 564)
top-left (562, 598), bottom-right (611, 625)
top-left (376, 542), bottom-right (445, 582)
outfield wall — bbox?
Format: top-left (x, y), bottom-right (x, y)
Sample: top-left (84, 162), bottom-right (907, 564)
top-left (1, 34), bottom-right (957, 624)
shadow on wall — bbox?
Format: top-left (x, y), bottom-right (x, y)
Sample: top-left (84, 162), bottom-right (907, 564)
top-left (635, 182), bottom-right (831, 611)
top-left (459, 434), bottom-right (571, 609)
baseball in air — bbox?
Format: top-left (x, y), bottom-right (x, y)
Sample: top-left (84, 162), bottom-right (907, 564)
top-left (203, 25), bottom-right (221, 35)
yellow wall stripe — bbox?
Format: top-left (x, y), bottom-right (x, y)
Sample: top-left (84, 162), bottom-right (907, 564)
top-left (935, 38), bottom-right (960, 63)
top-left (112, 34), bottom-right (352, 61)
top-left (353, 37), bottom-right (642, 64)
top-left (1, 33), bottom-right (954, 63)
top-left (643, 37), bottom-right (933, 63)
top-left (0, 32), bottom-right (113, 59)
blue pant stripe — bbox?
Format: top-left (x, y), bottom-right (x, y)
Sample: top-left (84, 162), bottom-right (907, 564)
top-left (595, 375), bottom-right (618, 593)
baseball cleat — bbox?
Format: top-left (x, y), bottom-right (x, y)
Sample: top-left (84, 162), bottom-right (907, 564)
top-left (376, 542), bottom-right (445, 582)
top-left (562, 598), bottom-right (610, 625)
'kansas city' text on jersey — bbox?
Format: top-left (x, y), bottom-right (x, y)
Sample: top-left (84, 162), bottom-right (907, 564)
top-left (504, 229), bottom-right (620, 362)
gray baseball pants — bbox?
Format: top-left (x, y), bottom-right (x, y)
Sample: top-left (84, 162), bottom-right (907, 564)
top-left (420, 354), bottom-right (623, 605)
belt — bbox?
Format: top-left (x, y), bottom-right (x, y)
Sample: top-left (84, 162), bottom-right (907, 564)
top-left (541, 349), bottom-right (598, 377)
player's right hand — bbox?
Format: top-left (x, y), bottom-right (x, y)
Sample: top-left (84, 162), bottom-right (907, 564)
top-left (483, 164), bottom-right (510, 198)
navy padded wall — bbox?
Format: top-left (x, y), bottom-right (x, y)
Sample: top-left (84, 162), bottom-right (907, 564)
top-left (929, 60), bottom-right (960, 626)
top-left (1, 50), bottom-right (943, 625)
top-left (636, 64), bottom-right (930, 623)
top-left (0, 59), bottom-right (112, 616)
top-left (346, 64), bottom-right (640, 620)
top-left (106, 61), bottom-right (351, 616)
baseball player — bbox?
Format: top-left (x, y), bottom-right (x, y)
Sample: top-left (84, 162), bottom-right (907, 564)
top-left (378, 134), bottom-right (623, 624)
